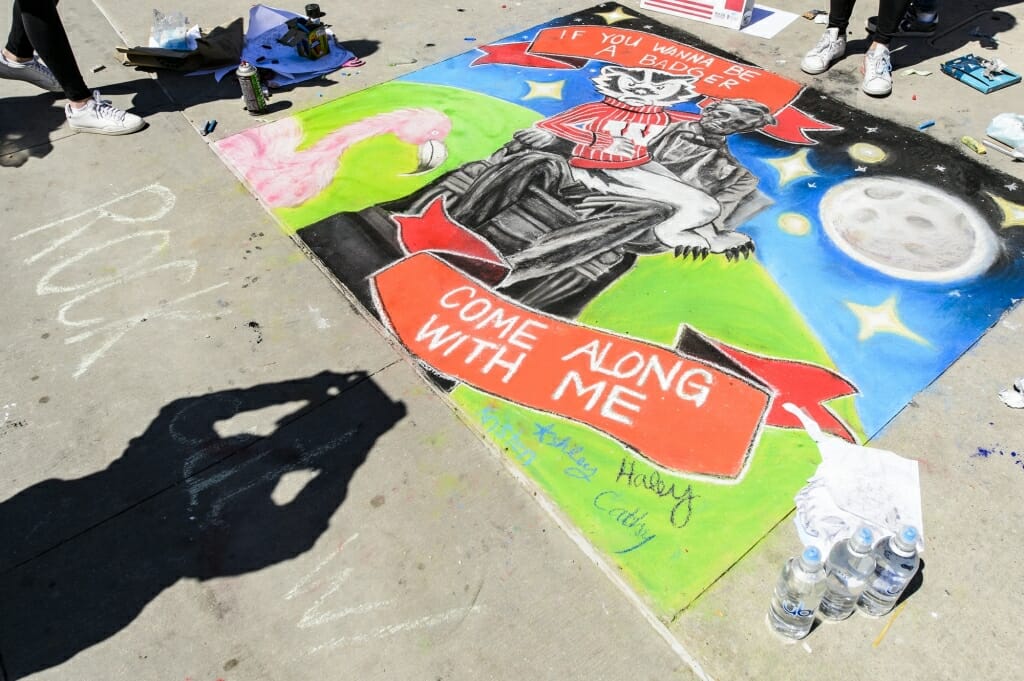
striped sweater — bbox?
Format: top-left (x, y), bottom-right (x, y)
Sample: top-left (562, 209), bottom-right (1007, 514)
top-left (536, 97), bottom-right (699, 169)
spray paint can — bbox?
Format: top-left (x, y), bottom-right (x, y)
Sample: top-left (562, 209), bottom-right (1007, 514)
top-left (237, 61), bottom-right (268, 115)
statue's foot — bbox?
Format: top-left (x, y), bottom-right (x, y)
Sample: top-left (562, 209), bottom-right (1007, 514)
top-left (672, 232), bottom-right (712, 259)
top-left (707, 231), bottom-right (755, 261)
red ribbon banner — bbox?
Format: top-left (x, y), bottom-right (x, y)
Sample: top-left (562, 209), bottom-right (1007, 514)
top-left (471, 26), bottom-right (838, 144)
top-left (372, 252), bottom-right (856, 480)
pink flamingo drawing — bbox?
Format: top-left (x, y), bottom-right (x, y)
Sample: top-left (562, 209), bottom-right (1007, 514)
top-left (215, 108), bottom-right (451, 208)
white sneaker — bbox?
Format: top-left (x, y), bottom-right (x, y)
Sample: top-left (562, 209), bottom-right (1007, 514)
top-left (66, 91), bottom-right (145, 135)
top-left (862, 44), bottom-right (893, 96)
top-left (801, 28), bottom-right (846, 75)
top-left (0, 52), bottom-right (62, 92)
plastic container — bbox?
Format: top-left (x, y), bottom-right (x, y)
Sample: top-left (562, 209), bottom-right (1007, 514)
top-left (768, 546), bottom-right (827, 640)
top-left (858, 526), bottom-right (921, 617)
top-left (819, 526), bottom-right (876, 621)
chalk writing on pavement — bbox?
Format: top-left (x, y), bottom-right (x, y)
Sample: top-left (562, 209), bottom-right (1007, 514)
top-left (533, 422), bottom-right (597, 481)
top-left (616, 457), bottom-right (699, 528)
top-left (481, 405), bottom-right (536, 466)
top-left (593, 490), bottom-right (656, 553)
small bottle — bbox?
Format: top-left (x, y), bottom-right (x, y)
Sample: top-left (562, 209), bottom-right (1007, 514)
top-left (768, 546), bottom-right (827, 640)
top-left (857, 525), bottom-right (921, 617)
top-left (819, 526), bottom-right (876, 621)
top-left (303, 4), bottom-right (330, 59)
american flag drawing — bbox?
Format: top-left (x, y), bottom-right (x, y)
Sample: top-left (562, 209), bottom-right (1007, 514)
top-left (640, 0), bottom-right (749, 24)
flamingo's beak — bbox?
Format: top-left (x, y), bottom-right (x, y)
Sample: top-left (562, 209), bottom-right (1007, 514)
top-left (403, 139), bottom-right (448, 176)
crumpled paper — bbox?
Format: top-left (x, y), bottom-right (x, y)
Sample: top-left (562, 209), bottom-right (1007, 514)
top-left (189, 4), bottom-right (356, 88)
top-left (785, 403), bottom-right (925, 555)
top-left (999, 378), bottom-right (1024, 408)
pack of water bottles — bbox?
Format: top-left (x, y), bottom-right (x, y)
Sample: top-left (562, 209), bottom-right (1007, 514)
top-left (767, 524), bottom-right (921, 641)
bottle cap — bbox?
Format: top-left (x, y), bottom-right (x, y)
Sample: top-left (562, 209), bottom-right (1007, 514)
top-left (894, 525), bottom-right (919, 553)
top-left (850, 526), bottom-right (874, 553)
top-left (800, 546), bottom-right (822, 568)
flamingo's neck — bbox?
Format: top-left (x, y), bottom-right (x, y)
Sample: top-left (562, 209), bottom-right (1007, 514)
top-left (309, 113), bottom-right (406, 159)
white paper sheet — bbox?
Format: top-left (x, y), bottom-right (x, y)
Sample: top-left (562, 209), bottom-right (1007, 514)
top-left (740, 5), bottom-right (799, 39)
top-left (785, 403), bottom-right (925, 555)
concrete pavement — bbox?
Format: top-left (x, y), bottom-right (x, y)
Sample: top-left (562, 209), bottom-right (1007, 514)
top-left (1, 0), bottom-right (1022, 679)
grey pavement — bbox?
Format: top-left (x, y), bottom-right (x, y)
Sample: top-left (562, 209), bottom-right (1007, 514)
top-left (1, 0), bottom-right (1023, 679)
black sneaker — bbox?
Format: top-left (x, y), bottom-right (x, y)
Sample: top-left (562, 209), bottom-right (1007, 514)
top-left (866, 12), bottom-right (938, 37)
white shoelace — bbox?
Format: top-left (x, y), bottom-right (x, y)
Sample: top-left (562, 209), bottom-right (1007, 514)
top-left (88, 91), bottom-right (127, 121)
top-left (866, 45), bottom-right (905, 76)
top-left (866, 51), bottom-right (890, 76)
top-left (812, 33), bottom-right (836, 55)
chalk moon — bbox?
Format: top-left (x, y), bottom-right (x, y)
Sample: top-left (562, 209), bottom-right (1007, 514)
top-left (819, 176), bottom-right (999, 282)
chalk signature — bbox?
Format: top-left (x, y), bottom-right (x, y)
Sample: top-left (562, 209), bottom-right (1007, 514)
top-left (533, 422), bottom-right (597, 481)
top-left (593, 490), bottom-right (656, 553)
top-left (615, 457), bottom-right (698, 528)
top-left (481, 405), bottom-right (536, 466)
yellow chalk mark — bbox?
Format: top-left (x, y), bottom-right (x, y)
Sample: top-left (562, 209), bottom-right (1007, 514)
top-left (766, 148), bottom-right (816, 186)
top-left (596, 7), bottom-right (635, 24)
top-left (986, 192), bottom-right (1024, 229)
top-left (872, 601), bottom-right (908, 648)
top-left (522, 79), bottom-right (566, 101)
top-left (778, 212), bottom-right (811, 235)
top-left (846, 296), bottom-right (929, 345)
top-left (849, 142), bottom-right (887, 164)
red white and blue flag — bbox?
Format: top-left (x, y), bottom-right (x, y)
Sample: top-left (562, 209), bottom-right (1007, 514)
top-left (641, 0), bottom-right (752, 28)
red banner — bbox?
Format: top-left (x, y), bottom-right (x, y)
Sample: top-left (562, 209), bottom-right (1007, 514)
top-left (372, 253), bottom-right (855, 480)
top-left (471, 26), bottom-right (838, 144)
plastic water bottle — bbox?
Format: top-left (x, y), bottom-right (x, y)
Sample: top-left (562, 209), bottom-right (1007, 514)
top-left (857, 526), bottom-right (921, 617)
top-left (768, 546), bottom-right (827, 640)
top-left (819, 526), bottom-right (876, 621)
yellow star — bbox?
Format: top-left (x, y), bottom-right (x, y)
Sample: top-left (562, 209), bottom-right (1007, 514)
top-left (986, 192), bottom-right (1024, 229)
top-left (845, 296), bottom-right (929, 345)
top-left (766, 148), bottom-right (816, 187)
top-left (522, 79), bottom-right (565, 101)
top-left (595, 6), bottom-right (636, 24)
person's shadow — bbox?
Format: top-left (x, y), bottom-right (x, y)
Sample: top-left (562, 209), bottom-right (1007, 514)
top-left (0, 370), bottom-right (405, 680)
top-left (845, 4), bottom-right (1018, 70)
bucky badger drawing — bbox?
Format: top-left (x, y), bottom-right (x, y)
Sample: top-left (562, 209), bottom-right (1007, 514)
top-left (535, 65), bottom-right (704, 168)
top-left (520, 65), bottom-right (744, 258)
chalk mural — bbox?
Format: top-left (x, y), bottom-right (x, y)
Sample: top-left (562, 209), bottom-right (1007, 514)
top-left (216, 3), bottom-right (1024, 615)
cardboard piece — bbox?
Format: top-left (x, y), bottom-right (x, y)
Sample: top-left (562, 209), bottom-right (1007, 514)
top-left (940, 54), bottom-right (1022, 94)
top-left (117, 18), bottom-right (243, 71)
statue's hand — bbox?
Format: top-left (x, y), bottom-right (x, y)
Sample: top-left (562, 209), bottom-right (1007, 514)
top-left (514, 128), bottom-right (557, 148)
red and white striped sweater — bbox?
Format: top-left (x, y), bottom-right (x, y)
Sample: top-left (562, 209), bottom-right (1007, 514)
top-left (536, 97), bottom-right (699, 169)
